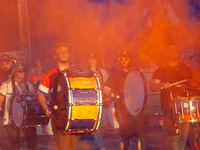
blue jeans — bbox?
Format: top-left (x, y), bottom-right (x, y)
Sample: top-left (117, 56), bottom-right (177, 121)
top-left (170, 124), bottom-right (190, 150)
top-left (94, 106), bottom-right (109, 148)
top-left (162, 110), bottom-right (190, 150)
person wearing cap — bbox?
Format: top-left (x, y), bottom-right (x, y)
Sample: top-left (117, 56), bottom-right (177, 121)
top-left (149, 43), bottom-right (192, 150)
top-left (27, 59), bottom-right (48, 134)
top-left (37, 45), bottom-right (80, 150)
top-left (0, 54), bottom-right (13, 85)
top-left (27, 59), bottom-right (45, 90)
top-left (0, 63), bottom-right (37, 150)
top-left (87, 53), bottom-right (109, 150)
top-left (0, 54), bottom-right (14, 150)
top-left (103, 50), bottom-right (149, 150)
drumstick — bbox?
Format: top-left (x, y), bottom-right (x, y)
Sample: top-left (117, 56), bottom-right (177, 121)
top-left (170, 79), bottom-right (188, 86)
top-left (161, 79), bottom-right (188, 89)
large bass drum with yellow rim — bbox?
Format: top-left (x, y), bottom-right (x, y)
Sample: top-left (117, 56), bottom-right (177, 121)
top-left (52, 69), bottom-right (102, 134)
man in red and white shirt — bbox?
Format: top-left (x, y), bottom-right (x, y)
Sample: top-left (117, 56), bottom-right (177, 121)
top-left (27, 60), bottom-right (45, 89)
top-left (37, 45), bottom-right (79, 150)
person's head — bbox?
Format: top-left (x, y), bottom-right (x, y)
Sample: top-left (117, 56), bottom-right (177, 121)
top-left (0, 54), bottom-right (13, 72)
top-left (34, 60), bottom-right (44, 73)
top-left (118, 50), bottom-right (132, 69)
top-left (165, 43), bottom-right (180, 62)
top-left (88, 53), bottom-right (97, 68)
top-left (55, 46), bottom-right (69, 64)
top-left (11, 64), bottom-right (25, 82)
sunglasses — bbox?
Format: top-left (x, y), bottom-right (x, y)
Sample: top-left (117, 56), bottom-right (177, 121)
top-left (17, 70), bottom-right (24, 73)
top-left (58, 51), bottom-right (68, 55)
top-left (119, 57), bottom-right (129, 61)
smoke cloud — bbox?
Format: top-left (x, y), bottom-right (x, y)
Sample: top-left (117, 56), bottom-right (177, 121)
top-left (1, 0), bottom-right (199, 69)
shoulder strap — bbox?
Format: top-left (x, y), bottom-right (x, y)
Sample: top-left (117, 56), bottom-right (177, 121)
top-left (11, 78), bottom-right (16, 95)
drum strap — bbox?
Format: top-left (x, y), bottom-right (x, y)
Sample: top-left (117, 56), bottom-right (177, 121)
top-left (53, 72), bottom-right (68, 110)
top-left (11, 78), bottom-right (30, 95)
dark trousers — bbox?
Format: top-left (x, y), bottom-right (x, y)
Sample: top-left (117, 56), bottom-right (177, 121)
top-left (2, 123), bottom-right (37, 150)
top-left (23, 127), bottom-right (37, 149)
top-left (116, 108), bottom-right (149, 150)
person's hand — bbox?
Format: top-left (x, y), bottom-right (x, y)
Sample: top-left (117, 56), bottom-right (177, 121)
top-left (0, 107), bottom-right (2, 111)
top-left (161, 82), bottom-right (171, 89)
top-left (44, 107), bottom-right (51, 116)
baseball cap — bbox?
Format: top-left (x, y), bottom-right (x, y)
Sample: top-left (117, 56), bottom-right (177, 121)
top-left (55, 46), bottom-right (69, 55)
top-left (34, 60), bottom-right (43, 66)
top-left (10, 63), bottom-right (24, 78)
top-left (119, 50), bottom-right (132, 58)
top-left (0, 54), bottom-right (11, 62)
top-left (88, 53), bottom-right (97, 58)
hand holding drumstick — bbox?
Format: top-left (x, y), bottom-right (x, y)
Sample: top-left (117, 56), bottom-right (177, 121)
top-left (161, 79), bottom-right (188, 89)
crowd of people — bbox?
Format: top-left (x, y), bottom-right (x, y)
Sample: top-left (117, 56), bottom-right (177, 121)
top-left (0, 43), bottom-right (200, 150)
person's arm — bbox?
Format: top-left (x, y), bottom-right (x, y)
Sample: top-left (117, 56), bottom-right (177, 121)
top-left (103, 85), bottom-right (119, 99)
top-left (149, 79), bottom-right (171, 92)
top-left (38, 92), bottom-right (51, 115)
top-left (0, 94), bottom-right (5, 111)
top-left (149, 79), bottom-right (162, 92)
top-left (103, 86), bottom-right (112, 98)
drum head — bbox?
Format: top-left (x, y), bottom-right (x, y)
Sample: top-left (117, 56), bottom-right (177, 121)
top-left (124, 70), bottom-right (146, 116)
top-left (10, 95), bottom-right (25, 128)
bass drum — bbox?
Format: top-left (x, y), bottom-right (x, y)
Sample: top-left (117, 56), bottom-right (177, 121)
top-left (52, 70), bottom-right (102, 134)
top-left (9, 94), bottom-right (49, 128)
top-left (124, 70), bottom-right (147, 116)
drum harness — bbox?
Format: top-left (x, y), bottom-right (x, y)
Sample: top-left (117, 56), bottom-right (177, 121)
top-left (11, 78), bottom-right (30, 96)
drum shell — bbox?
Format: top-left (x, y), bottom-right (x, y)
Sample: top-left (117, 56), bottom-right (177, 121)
top-left (23, 100), bottom-right (49, 127)
top-left (52, 71), bottom-right (102, 134)
top-left (172, 97), bottom-right (200, 123)
top-left (10, 95), bottom-right (49, 128)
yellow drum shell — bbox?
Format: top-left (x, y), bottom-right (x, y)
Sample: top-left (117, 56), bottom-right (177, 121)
top-left (72, 105), bottom-right (98, 119)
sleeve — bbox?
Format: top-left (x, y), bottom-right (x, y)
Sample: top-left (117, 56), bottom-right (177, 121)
top-left (0, 81), bottom-right (9, 96)
top-left (37, 74), bottom-right (50, 94)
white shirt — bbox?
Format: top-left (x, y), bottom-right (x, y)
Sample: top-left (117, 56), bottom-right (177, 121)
top-left (0, 79), bottom-right (34, 125)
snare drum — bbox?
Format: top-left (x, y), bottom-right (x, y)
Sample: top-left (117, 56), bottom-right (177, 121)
top-left (52, 70), bottom-right (102, 134)
top-left (172, 96), bottom-right (200, 123)
top-left (9, 95), bottom-right (49, 128)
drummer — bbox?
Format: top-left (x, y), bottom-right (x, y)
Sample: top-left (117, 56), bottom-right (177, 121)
top-left (103, 50), bottom-right (149, 150)
top-left (37, 44), bottom-right (80, 150)
top-left (0, 63), bottom-right (37, 150)
top-left (149, 43), bottom-right (192, 150)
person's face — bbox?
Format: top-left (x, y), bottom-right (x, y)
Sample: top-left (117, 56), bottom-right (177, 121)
top-left (14, 69), bottom-right (25, 80)
top-left (35, 64), bottom-right (43, 72)
top-left (0, 61), bottom-right (12, 71)
top-left (56, 47), bottom-right (69, 63)
top-left (166, 45), bottom-right (180, 61)
top-left (119, 57), bottom-right (131, 69)
top-left (88, 57), bottom-right (97, 68)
